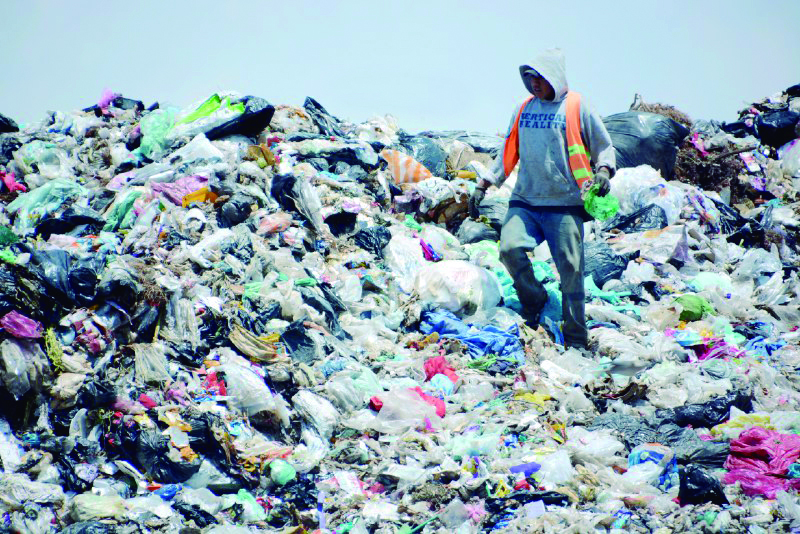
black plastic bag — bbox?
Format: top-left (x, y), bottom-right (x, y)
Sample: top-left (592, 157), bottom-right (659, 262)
top-left (0, 112), bottom-right (19, 134)
top-left (656, 423), bottom-right (730, 468)
top-left (174, 502), bottom-right (218, 527)
top-left (604, 203), bottom-right (668, 233)
top-left (130, 301), bottom-right (161, 342)
top-left (218, 193), bottom-right (254, 228)
top-left (298, 286), bottom-right (346, 340)
top-left (35, 207), bottom-right (106, 241)
top-left (456, 219), bottom-right (499, 244)
top-left (353, 226), bottom-right (392, 259)
top-left (25, 248), bottom-right (76, 306)
top-left (656, 390), bottom-right (753, 429)
top-left (590, 413), bottom-right (732, 468)
top-left (281, 320), bottom-right (320, 364)
top-left (76, 379), bottom-right (116, 409)
top-left (755, 109), bottom-right (800, 148)
top-left (271, 174), bottom-right (298, 213)
top-left (399, 134), bottom-right (448, 177)
top-left (96, 262), bottom-right (139, 311)
top-left (136, 430), bottom-right (201, 483)
top-left (303, 97), bottom-right (345, 137)
top-left (584, 241), bottom-right (636, 288)
top-left (0, 264), bottom-right (55, 320)
top-left (0, 135), bottom-right (22, 166)
top-left (679, 465), bottom-right (728, 506)
top-left (324, 211), bottom-right (358, 237)
top-left (603, 111), bottom-right (690, 179)
top-left (477, 197), bottom-right (509, 232)
top-left (206, 96), bottom-right (275, 140)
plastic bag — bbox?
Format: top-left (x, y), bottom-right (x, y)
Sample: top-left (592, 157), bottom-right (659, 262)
top-left (136, 430), bottom-right (201, 483)
top-left (584, 241), bottom-right (636, 288)
top-left (456, 219), bottom-right (499, 244)
top-left (12, 140), bottom-right (73, 180)
top-left (0, 310), bottom-right (43, 338)
top-left (1, 338), bottom-right (48, 400)
top-left (602, 112), bottom-right (689, 179)
top-left (583, 184), bottom-right (620, 220)
top-left (679, 465), bottom-right (728, 505)
top-left (6, 179), bottom-right (87, 232)
top-left (603, 203), bottom-right (669, 233)
top-left (370, 388), bottom-right (441, 435)
top-left (384, 234), bottom-right (427, 292)
top-left (215, 364), bottom-right (278, 417)
top-left (204, 95), bottom-right (274, 140)
top-left (69, 494), bottom-right (126, 521)
top-left (755, 109), bottom-right (800, 148)
top-left (353, 226), bottom-right (392, 258)
top-left (413, 260), bottom-right (502, 316)
top-left (400, 134), bottom-right (448, 177)
top-left (292, 390), bottom-right (340, 440)
top-left (303, 96), bottom-right (345, 137)
top-left (136, 108), bottom-right (176, 160)
top-left (723, 426), bottom-right (800, 498)
top-left (132, 343), bottom-right (170, 383)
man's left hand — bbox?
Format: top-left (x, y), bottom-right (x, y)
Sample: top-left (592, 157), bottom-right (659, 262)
top-left (594, 168), bottom-right (611, 196)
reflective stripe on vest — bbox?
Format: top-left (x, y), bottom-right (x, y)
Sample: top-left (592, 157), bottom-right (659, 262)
top-left (502, 91), bottom-right (593, 187)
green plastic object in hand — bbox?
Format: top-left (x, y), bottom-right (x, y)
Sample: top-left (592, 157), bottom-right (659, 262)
top-left (583, 183), bottom-right (619, 221)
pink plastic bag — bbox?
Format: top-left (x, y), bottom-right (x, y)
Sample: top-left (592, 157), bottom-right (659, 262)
top-left (410, 387), bottom-right (445, 418)
top-left (723, 426), bottom-right (800, 498)
top-left (151, 175), bottom-right (209, 205)
top-left (0, 171), bottom-right (26, 193)
top-left (0, 311), bottom-right (43, 338)
top-left (423, 355), bottom-right (458, 383)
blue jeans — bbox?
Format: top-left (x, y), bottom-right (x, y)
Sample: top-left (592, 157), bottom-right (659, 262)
top-left (499, 205), bottom-right (587, 348)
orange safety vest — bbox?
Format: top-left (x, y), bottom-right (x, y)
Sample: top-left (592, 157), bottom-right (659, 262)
top-left (502, 91), bottom-right (593, 188)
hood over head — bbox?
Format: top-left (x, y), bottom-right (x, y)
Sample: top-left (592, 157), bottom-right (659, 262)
top-left (519, 48), bottom-right (568, 101)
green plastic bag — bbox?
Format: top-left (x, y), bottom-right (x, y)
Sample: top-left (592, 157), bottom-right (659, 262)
top-left (673, 294), bottom-right (716, 321)
top-left (103, 190), bottom-right (143, 232)
top-left (176, 93), bottom-right (245, 126)
top-left (136, 109), bottom-right (176, 160)
top-left (583, 183), bottom-right (619, 221)
top-left (7, 179), bottom-right (87, 231)
top-left (269, 459), bottom-right (297, 486)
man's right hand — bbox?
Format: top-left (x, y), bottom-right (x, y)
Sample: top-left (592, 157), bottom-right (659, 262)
top-left (469, 185), bottom-right (487, 218)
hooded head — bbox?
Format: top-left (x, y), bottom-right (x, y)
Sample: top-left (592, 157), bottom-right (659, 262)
top-left (519, 48), bottom-right (568, 102)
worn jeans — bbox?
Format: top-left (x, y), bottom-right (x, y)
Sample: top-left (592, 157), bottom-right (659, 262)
top-left (499, 205), bottom-right (588, 348)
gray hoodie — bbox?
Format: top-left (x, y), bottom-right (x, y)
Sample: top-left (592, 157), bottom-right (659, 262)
top-left (489, 49), bottom-right (615, 207)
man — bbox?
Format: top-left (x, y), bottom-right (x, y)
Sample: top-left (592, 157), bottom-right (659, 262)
top-left (469, 48), bottom-right (615, 349)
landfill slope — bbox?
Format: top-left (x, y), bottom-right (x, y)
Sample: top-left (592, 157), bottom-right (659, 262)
top-left (0, 87), bottom-right (799, 533)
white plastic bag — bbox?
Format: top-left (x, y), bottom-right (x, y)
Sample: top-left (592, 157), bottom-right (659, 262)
top-left (413, 260), bottom-right (502, 316)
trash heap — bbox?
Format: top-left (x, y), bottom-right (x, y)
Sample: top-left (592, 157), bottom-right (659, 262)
top-left (0, 85), bottom-right (799, 533)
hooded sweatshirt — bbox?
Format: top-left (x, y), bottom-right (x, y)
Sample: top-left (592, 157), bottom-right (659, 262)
top-left (489, 49), bottom-right (615, 207)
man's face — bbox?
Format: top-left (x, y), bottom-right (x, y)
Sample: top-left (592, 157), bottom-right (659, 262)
top-left (530, 75), bottom-right (555, 101)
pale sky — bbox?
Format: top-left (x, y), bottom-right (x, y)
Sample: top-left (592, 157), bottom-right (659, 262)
top-left (1, 0), bottom-right (798, 135)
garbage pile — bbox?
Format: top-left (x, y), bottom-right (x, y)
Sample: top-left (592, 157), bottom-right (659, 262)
top-left (0, 85), bottom-right (799, 533)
